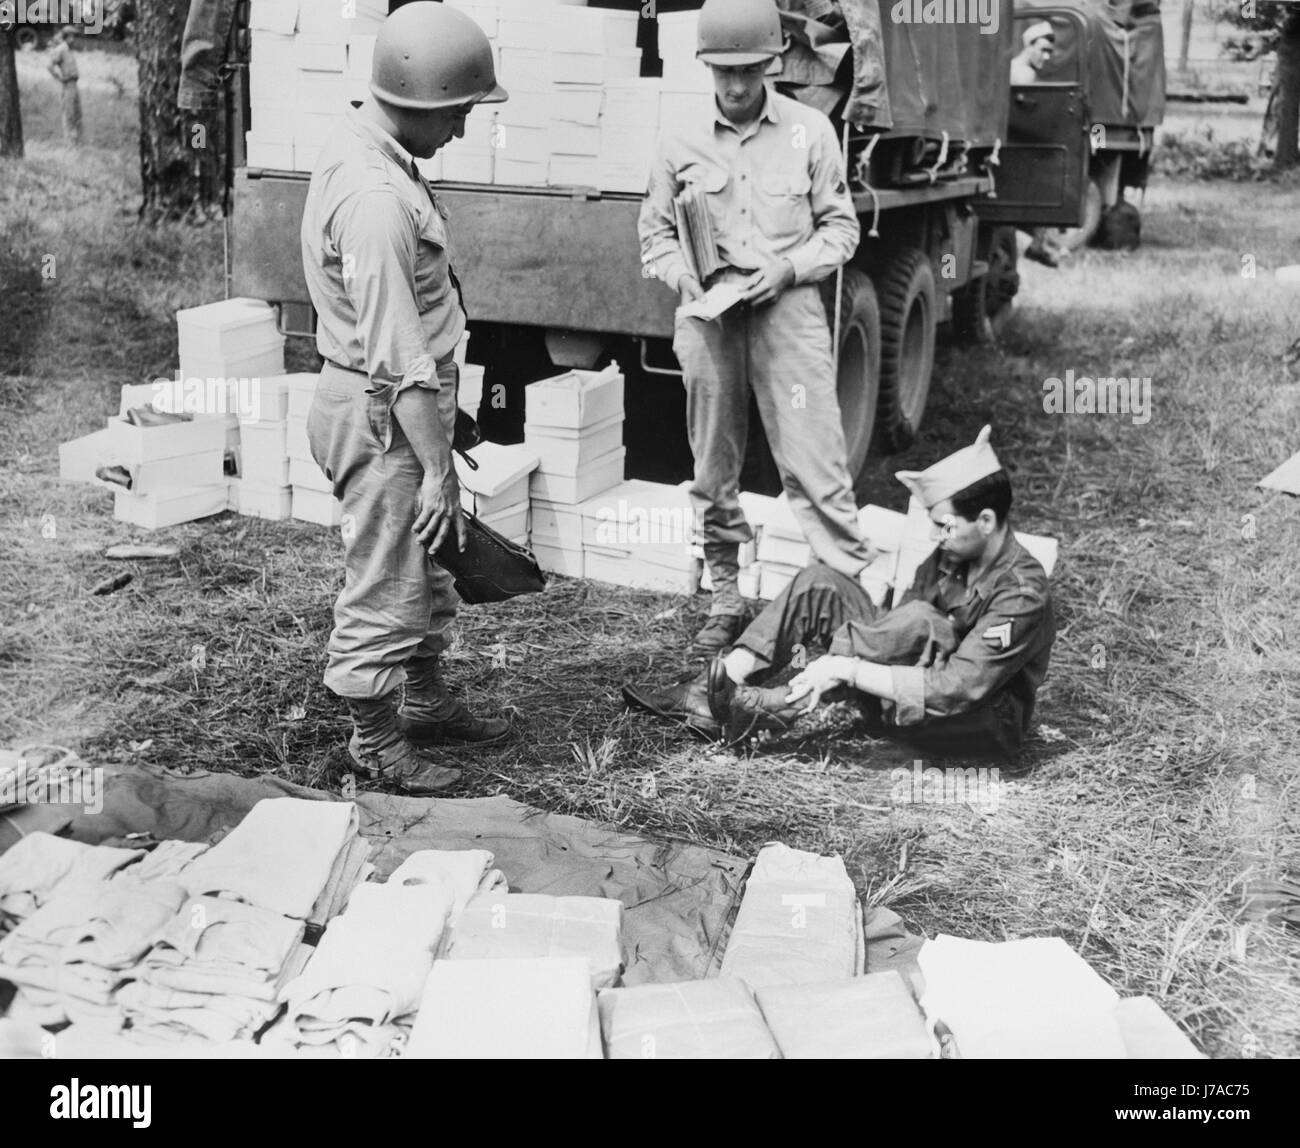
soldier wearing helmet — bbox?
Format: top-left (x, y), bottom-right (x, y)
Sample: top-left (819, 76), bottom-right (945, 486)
top-left (639, 0), bottom-right (877, 656)
top-left (300, 2), bottom-right (510, 796)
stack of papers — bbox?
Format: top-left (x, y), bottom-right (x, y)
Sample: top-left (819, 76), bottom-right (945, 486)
top-left (674, 184), bottom-right (721, 284)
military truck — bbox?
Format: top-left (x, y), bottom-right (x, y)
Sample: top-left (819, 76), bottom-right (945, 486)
top-left (211, 0), bottom-right (1116, 489)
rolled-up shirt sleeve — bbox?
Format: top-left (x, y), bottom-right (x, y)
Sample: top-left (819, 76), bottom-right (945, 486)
top-left (891, 585), bottom-right (1051, 726)
top-left (638, 143), bottom-right (691, 294)
top-left (784, 117), bottom-right (860, 285)
top-left (331, 188), bottom-right (438, 395)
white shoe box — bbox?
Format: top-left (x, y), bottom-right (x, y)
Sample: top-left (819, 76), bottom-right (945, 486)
top-left (531, 540), bottom-right (585, 579)
top-left (460, 481), bottom-right (531, 519)
top-left (239, 420), bottom-right (290, 487)
top-left (286, 416), bottom-right (312, 462)
top-left (494, 120), bottom-right (550, 160)
top-left (296, 33), bottom-right (348, 72)
top-left (530, 498), bottom-right (584, 548)
top-left (114, 485), bottom-right (228, 530)
top-left (495, 157), bottom-right (551, 187)
top-left (660, 90), bottom-right (711, 132)
top-left (443, 0), bottom-right (499, 39)
top-left (498, 47), bottom-right (553, 89)
top-left (292, 487), bottom-right (344, 527)
top-left (549, 154), bottom-right (600, 188)
top-left (458, 363), bottom-right (485, 413)
top-left (580, 479), bottom-right (696, 568)
top-left (529, 446), bottom-right (624, 505)
top-left (454, 441), bottom-right (540, 499)
top-left (552, 86), bottom-right (603, 127)
top-left (245, 134), bottom-right (294, 170)
top-left (548, 6), bottom-right (639, 54)
top-left (583, 548), bottom-right (698, 594)
top-left (549, 120), bottom-right (600, 157)
top-left (289, 456), bottom-right (332, 494)
top-left (524, 363), bottom-right (623, 431)
top-left (286, 376), bottom-right (318, 420)
top-left (441, 146), bottom-right (495, 184)
top-left (239, 481), bottom-right (294, 521)
top-left (98, 449), bottom-right (226, 498)
top-left (756, 532), bottom-right (812, 569)
top-left (478, 499), bottom-right (529, 544)
top-left (525, 413), bottom-right (623, 478)
top-left (240, 374), bottom-right (308, 424)
top-left (605, 78), bottom-right (666, 128)
top-left (103, 415), bottom-right (228, 466)
top-left (759, 562), bottom-right (802, 602)
top-left (58, 428), bottom-right (114, 485)
top-left (552, 50), bottom-right (641, 87)
top-left (176, 298), bottom-right (283, 362)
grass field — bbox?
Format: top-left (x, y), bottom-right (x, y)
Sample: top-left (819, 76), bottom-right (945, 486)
top-left (2, 50), bottom-right (1298, 1059)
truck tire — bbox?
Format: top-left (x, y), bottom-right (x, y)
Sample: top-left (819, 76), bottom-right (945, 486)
top-left (874, 248), bottom-right (936, 454)
top-left (823, 267), bottom-right (881, 484)
top-left (952, 226), bottom-right (1019, 347)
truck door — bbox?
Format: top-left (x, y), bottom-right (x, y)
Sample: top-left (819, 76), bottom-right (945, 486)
top-left (976, 8), bottom-right (1090, 228)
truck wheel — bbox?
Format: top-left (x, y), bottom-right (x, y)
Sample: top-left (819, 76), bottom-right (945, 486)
top-left (874, 248), bottom-right (936, 453)
top-left (952, 226), bottom-right (1019, 346)
top-left (823, 267), bottom-right (881, 484)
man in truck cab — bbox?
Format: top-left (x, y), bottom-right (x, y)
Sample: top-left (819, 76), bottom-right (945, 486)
top-left (639, 0), bottom-right (878, 656)
top-left (299, 2), bottom-right (511, 796)
top-left (625, 427), bottom-right (1056, 758)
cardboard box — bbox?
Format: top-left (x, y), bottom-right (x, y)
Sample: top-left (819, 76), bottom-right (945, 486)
top-left (460, 482), bottom-right (530, 519)
top-left (531, 498), bottom-right (584, 548)
top-left (756, 973), bottom-right (935, 1060)
top-left (604, 78), bottom-right (665, 127)
top-left (525, 413), bottom-right (623, 478)
top-left (239, 420), bottom-right (290, 486)
top-left (440, 147), bottom-right (494, 184)
top-left (286, 416), bottom-right (312, 462)
top-left (531, 540), bottom-right (585, 579)
top-left (496, 12), bottom-right (550, 49)
top-left (478, 500), bottom-right (529, 545)
top-left (494, 157), bottom-right (551, 187)
top-left (756, 532), bottom-right (812, 569)
top-left (113, 486), bottom-right (228, 531)
top-left (240, 374), bottom-right (307, 424)
top-left (100, 449), bottom-right (226, 499)
top-left (444, 0), bottom-right (498, 39)
top-left (296, 69), bottom-right (348, 111)
top-left (524, 364), bottom-right (624, 431)
top-left (58, 428), bottom-right (114, 485)
top-left (584, 547), bottom-right (697, 594)
top-left (238, 481), bottom-right (294, 521)
top-left (295, 110), bottom-right (345, 146)
top-left (549, 6), bottom-right (640, 54)
top-left (552, 50), bottom-right (640, 86)
top-left (289, 456), bottom-right (332, 494)
top-left (248, 1), bottom-right (297, 37)
top-left (579, 478), bottom-right (694, 547)
top-left (176, 298), bottom-right (282, 359)
top-left (549, 120), bottom-right (600, 156)
top-left (496, 122), bottom-right (550, 164)
top-left (528, 447), bottom-right (624, 505)
top-left (552, 86), bottom-right (604, 126)
top-left (454, 440), bottom-right (540, 498)
top-left (245, 134), bottom-right (294, 170)
top-left (497, 46), bottom-right (552, 87)
top-left (292, 487), bottom-right (344, 527)
top-left (103, 416), bottom-right (228, 467)
top-left (296, 34), bottom-right (348, 72)
top-left (496, 88), bottom-right (552, 130)
top-left (548, 154), bottom-right (600, 188)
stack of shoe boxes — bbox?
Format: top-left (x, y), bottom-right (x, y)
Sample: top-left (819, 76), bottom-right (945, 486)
top-left (526, 363), bottom-right (625, 577)
top-left (455, 441), bottom-right (539, 545)
top-left (580, 479), bottom-right (698, 594)
top-left (284, 376), bottom-right (340, 527)
top-left (236, 375), bottom-right (299, 521)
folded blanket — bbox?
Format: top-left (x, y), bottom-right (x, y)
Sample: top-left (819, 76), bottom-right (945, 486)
top-left (180, 798), bottom-right (359, 920)
top-left (0, 833), bottom-right (143, 921)
top-left (0, 877), bottom-right (185, 971)
top-left (388, 849), bottom-right (499, 920)
top-left (443, 893), bottom-right (625, 990)
top-left (307, 835), bottom-right (373, 927)
top-left (281, 879), bottom-right (455, 1043)
top-left (598, 977), bottom-right (780, 1060)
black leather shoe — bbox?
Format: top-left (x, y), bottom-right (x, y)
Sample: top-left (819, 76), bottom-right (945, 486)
top-left (706, 655), bottom-right (735, 724)
top-left (725, 683), bottom-right (805, 739)
top-left (692, 613), bottom-right (747, 654)
top-left (622, 675), bottom-right (721, 739)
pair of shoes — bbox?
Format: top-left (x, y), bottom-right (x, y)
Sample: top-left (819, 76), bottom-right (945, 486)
top-left (621, 674), bottom-right (721, 739)
top-left (692, 613), bottom-right (747, 655)
top-left (397, 656), bottom-right (511, 747)
top-left (345, 696), bottom-right (462, 795)
top-left (706, 656), bottom-right (804, 738)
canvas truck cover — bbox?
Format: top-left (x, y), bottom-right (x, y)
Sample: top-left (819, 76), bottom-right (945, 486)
top-left (1018, 0), bottom-right (1166, 128)
top-left (955, 0), bottom-right (1016, 149)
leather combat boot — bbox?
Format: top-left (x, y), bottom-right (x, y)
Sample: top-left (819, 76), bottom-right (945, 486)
top-left (345, 696), bottom-right (461, 795)
top-left (396, 656), bottom-right (511, 747)
top-left (622, 669), bottom-right (721, 740)
top-left (706, 656), bottom-right (804, 739)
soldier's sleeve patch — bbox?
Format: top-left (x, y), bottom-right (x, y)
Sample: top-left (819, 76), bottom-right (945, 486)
top-left (982, 621), bottom-right (1012, 650)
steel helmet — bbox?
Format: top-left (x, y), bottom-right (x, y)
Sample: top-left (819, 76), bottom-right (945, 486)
top-left (370, 2), bottom-right (508, 111)
top-left (697, 0), bottom-right (783, 67)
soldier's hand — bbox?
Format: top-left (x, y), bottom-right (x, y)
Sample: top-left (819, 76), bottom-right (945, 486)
top-left (678, 274), bottom-right (704, 304)
top-left (413, 471), bottom-right (462, 553)
top-left (786, 654), bottom-right (855, 713)
top-left (742, 258), bottom-right (795, 306)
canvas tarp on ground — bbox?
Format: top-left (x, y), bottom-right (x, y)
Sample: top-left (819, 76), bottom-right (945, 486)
top-left (46, 763), bottom-right (747, 986)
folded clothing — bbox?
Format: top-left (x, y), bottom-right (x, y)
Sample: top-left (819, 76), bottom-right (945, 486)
top-left (281, 878), bottom-right (457, 1054)
top-left (406, 957), bottom-right (602, 1060)
top-left (0, 832), bottom-right (143, 922)
top-left (117, 840), bottom-right (209, 884)
top-left (755, 972), bottom-right (936, 1059)
top-left (917, 935), bottom-right (1126, 1058)
top-left (719, 843), bottom-right (863, 991)
top-left (388, 849), bottom-right (502, 921)
top-left (443, 893), bottom-right (625, 990)
top-left (180, 798), bottom-right (360, 921)
top-left (144, 896), bottom-right (305, 987)
top-left (598, 977), bottom-right (780, 1060)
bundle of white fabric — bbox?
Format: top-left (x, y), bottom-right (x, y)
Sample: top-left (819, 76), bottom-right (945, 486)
top-left (276, 850), bottom-right (501, 1058)
top-left (179, 799), bottom-right (372, 927)
top-left (0, 833), bottom-right (144, 929)
top-left (121, 895), bottom-right (310, 1045)
top-left (0, 877), bottom-right (186, 1029)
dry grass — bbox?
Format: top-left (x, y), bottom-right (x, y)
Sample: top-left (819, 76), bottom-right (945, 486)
top-left (3, 51), bottom-right (1299, 1058)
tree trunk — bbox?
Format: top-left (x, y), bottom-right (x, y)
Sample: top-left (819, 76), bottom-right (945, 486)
top-left (136, 0), bottom-right (225, 222)
top-left (0, 29), bottom-right (23, 159)
top-left (1178, 0), bottom-right (1193, 75)
top-left (1277, 7), bottom-right (1300, 171)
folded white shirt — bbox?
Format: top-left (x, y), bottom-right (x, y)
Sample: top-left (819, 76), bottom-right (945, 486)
top-left (0, 833), bottom-right (143, 920)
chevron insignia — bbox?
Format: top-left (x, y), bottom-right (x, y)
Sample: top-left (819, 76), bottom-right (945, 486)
top-left (982, 622), bottom-right (1012, 650)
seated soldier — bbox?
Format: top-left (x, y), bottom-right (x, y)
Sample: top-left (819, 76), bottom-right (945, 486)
top-left (623, 427), bottom-right (1055, 758)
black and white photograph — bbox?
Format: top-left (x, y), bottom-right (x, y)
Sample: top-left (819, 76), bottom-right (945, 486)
top-left (0, 0), bottom-right (1295, 1099)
